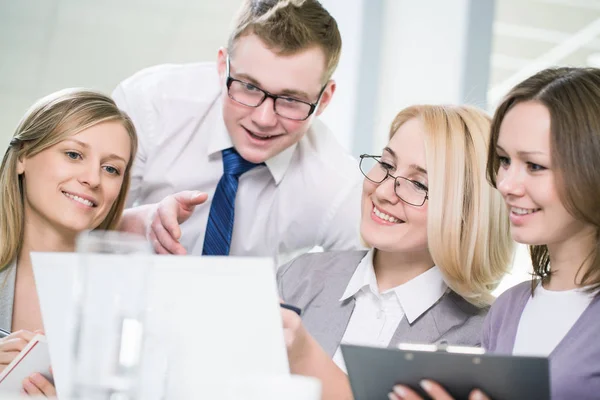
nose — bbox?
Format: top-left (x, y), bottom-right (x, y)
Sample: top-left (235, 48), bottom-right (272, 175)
top-left (374, 176), bottom-right (400, 204)
top-left (251, 97), bottom-right (278, 128)
top-left (78, 163), bottom-right (101, 189)
top-left (496, 165), bottom-right (525, 198)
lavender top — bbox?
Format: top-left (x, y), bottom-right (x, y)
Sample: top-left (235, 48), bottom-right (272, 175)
top-left (483, 281), bottom-right (600, 399)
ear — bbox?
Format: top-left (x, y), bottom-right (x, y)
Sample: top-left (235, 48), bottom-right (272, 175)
top-left (315, 80), bottom-right (336, 117)
top-left (16, 155), bottom-right (25, 175)
top-left (217, 47), bottom-right (228, 84)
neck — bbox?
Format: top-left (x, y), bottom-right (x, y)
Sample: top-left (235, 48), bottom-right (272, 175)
top-left (18, 213), bottom-right (76, 274)
top-left (373, 248), bottom-right (435, 292)
top-left (546, 227), bottom-right (597, 291)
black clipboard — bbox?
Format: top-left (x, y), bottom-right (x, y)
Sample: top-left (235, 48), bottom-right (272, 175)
top-left (341, 343), bottom-right (550, 400)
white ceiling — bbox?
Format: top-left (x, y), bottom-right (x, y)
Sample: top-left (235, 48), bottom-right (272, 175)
top-left (490, 0), bottom-right (600, 103)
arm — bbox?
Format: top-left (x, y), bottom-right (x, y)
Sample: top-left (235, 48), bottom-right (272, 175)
top-left (112, 82), bottom-right (148, 210)
top-left (118, 203), bottom-right (156, 236)
top-left (318, 179), bottom-right (363, 252)
top-left (282, 309), bottom-right (353, 400)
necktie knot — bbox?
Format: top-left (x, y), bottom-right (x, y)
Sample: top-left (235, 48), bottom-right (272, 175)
top-left (222, 148), bottom-right (261, 177)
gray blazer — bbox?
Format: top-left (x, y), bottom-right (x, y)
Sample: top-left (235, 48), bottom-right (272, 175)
top-left (0, 261), bottom-right (16, 333)
top-left (277, 250), bottom-right (487, 356)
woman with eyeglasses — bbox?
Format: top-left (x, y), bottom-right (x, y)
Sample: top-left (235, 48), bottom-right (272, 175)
top-left (278, 104), bottom-right (514, 400)
top-left (388, 68), bottom-right (600, 400)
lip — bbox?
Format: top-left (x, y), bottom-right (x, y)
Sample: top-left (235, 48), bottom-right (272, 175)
top-left (371, 202), bottom-right (404, 226)
top-left (61, 190), bottom-right (98, 208)
top-left (507, 204), bottom-right (540, 226)
top-left (242, 126), bottom-right (282, 142)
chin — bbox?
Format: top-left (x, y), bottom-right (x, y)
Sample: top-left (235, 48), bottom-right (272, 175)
top-left (511, 231), bottom-right (545, 246)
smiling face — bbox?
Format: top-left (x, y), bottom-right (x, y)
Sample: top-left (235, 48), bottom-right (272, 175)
top-left (217, 34), bottom-right (335, 164)
top-left (495, 101), bottom-right (595, 246)
top-left (17, 121), bottom-right (131, 236)
top-left (360, 118), bottom-right (430, 255)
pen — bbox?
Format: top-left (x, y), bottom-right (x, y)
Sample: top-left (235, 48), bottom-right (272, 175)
top-left (280, 303), bottom-right (302, 316)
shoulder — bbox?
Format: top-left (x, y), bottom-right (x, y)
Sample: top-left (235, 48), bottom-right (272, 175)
top-left (490, 280), bottom-right (532, 315)
top-left (445, 290), bottom-right (489, 319)
top-left (278, 250), bottom-right (367, 281)
top-left (277, 250), bottom-right (367, 298)
top-left (0, 262), bottom-right (16, 333)
top-left (431, 291), bottom-right (488, 346)
top-left (481, 280), bottom-right (533, 351)
top-left (288, 120), bottom-right (362, 202)
top-left (116, 62), bottom-right (220, 102)
top-left (440, 290), bottom-right (489, 330)
top-left (296, 119), bottom-right (358, 172)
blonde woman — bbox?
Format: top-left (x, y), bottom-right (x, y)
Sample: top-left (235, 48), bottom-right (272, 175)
top-left (278, 105), bottom-right (514, 400)
top-left (391, 67), bottom-right (600, 400)
top-left (0, 88), bottom-right (137, 397)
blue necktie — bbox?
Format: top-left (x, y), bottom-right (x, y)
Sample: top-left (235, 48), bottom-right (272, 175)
top-left (202, 148), bottom-right (261, 256)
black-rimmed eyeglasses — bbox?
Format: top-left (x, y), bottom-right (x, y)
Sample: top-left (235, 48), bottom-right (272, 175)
top-left (359, 154), bottom-right (429, 207)
top-left (225, 56), bottom-right (327, 121)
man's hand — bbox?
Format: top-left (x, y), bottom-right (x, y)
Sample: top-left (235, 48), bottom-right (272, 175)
top-left (148, 191), bottom-right (208, 254)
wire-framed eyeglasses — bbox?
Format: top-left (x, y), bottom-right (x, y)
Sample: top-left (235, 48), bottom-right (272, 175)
top-left (359, 154), bottom-right (429, 207)
top-left (225, 55), bottom-right (327, 121)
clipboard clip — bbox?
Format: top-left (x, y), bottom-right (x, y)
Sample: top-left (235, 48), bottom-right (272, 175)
top-left (397, 341), bottom-right (485, 355)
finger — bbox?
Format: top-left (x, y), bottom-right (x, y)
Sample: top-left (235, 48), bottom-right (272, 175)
top-left (175, 191), bottom-right (208, 211)
top-left (388, 393), bottom-right (402, 400)
top-left (0, 337), bottom-right (29, 352)
top-left (23, 378), bottom-right (43, 396)
top-left (148, 231), bottom-right (167, 255)
top-left (152, 217), bottom-right (186, 255)
top-left (420, 380), bottom-right (455, 400)
top-left (469, 389), bottom-right (490, 400)
top-left (154, 201), bottom-right (182, 240)
top-left (0, 350), bottom-right (21, 365)
top-left (392, 385), bottom-right (426, 400)
top-left (3, 329), bottom-right (36, 343)
top-left (29, 373), bottom-right (57, 396)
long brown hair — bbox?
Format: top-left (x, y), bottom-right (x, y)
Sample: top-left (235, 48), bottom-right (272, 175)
top-left (487, 67), bottom-right (600, 291)
top-left (0, 88), bottom-right (138, 271)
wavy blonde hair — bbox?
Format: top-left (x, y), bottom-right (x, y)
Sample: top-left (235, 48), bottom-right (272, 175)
top-left (389, 105), bottom-right (514, 306)
top-left (0, 88), bottom-right (138, 272)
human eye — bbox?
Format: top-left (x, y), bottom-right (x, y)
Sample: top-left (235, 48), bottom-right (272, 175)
top-left (410, 180), bottom-right (428, 192)
top-left (65, 151), bottom-right (82, 160)
top-left (497, 155), bottom-right (510, 168)
top-left (379, 160), bottom-right (395, 171)
top-left (280, 96), bottom-right (304, 105)
top-left (242, 82), bottom-right (261, 92)
top-left (102, 165), bottom-right (121, 176)
top-left (527, 162), bottom-right (547, 172)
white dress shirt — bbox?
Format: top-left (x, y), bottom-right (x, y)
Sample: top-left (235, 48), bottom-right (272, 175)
top-left (332, 249), bottom-right (448, 372)
top-left (112, 63), bottom-right (363, 258)
top-left (513, 284), bottom-right (595, 357)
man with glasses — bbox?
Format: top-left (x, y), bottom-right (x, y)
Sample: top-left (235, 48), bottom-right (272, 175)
top-left (115, 0), bottom-right (363, 259)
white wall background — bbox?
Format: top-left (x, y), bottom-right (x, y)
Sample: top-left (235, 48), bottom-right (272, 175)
top-left (6, 0), bottom-right (596, 293)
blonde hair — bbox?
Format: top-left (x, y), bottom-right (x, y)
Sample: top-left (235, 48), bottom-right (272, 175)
top-left (0, 88), bottom-right (138, 271)
top-left (228, 0), bottom-right (342, 82)
top-left (389, 105), bottom-right (514, 306)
